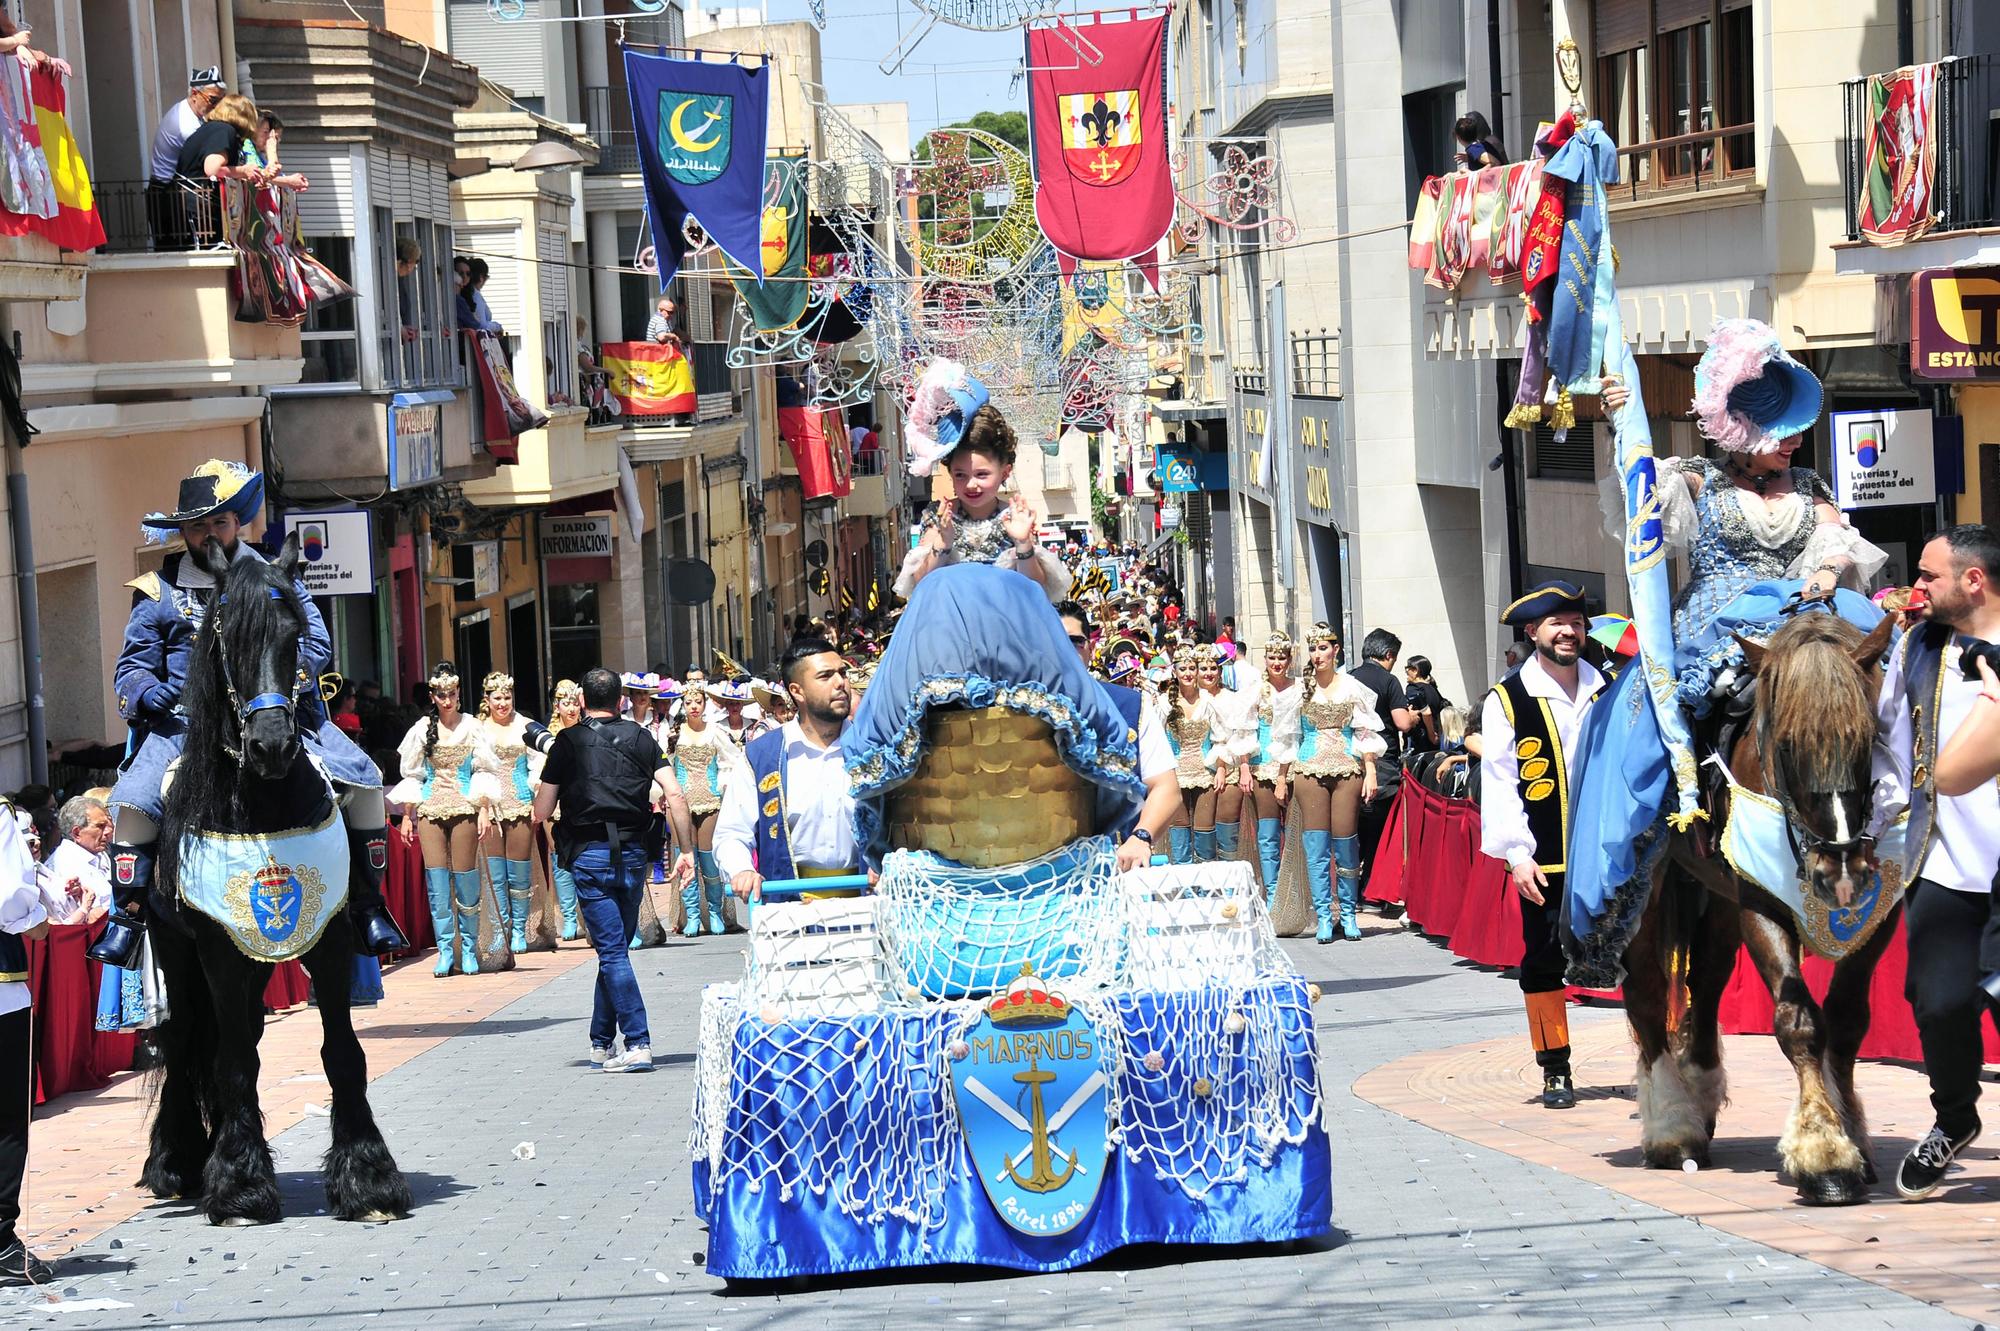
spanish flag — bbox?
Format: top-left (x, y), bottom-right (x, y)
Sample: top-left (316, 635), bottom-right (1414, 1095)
top-left (30, 68), bottom-right (102, 251)
top-left (600, 340), bottom-right (697, 417)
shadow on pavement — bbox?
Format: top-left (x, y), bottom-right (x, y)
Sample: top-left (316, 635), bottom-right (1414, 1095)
top-left (356, 1016), bottom-right (578, 1040)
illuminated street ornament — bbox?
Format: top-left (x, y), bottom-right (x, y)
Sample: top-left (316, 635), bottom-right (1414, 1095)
top-left (911, 0), bottom-right (1048, 29)
top-left (950, 967), bottom-right (1110, 1237)
top-left (898, 128), bottom-right (1044, 283)
top-left (1174, 144), bottom-right (1299, 246)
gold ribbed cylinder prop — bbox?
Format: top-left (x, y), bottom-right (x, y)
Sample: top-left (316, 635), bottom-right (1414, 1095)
top-left (884, 706), bottom-right (1093, 868)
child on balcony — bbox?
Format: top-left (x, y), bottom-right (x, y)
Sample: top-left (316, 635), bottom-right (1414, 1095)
top-left (892, 359), bottom-right (1070, 605)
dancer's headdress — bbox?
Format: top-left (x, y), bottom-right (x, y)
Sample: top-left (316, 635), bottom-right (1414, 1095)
top-left (905, 358), bottom-right (992, 478)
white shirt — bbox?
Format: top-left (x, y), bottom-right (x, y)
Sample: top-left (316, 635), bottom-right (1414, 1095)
top-left (1875, 632), bottom-right (1997, 896)
top-left (42, 836), bottom-right (113, 918)
top-left (150, 98), bottom-right (202, 181)
top-left (0, 810), bottom-right (47, 1018)
top-left (1133, 695), bottom-right (1173, 781)
top-left (713, 719), bottom-right (856, 878)
top-left (1479, 654), bottom-right (1606, 871)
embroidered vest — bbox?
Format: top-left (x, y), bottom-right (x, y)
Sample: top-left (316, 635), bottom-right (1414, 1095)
top-left (1489, 672), bottom-right (1581, 888)
top-left (745, 729), bottom-right (796, 882)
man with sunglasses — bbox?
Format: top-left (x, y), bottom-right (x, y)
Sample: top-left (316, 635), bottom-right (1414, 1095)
top-left (1056, 602), bottom-right (1180, 871)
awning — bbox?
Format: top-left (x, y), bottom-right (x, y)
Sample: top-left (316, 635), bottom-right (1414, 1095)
top-left (1150, 399), bottom-right (1227, 423)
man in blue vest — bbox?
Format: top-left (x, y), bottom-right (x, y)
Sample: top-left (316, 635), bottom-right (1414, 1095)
top-left (717, 638), bottom-right (861, 900)
top-left (1056, 602), bottom-right (1180, 870)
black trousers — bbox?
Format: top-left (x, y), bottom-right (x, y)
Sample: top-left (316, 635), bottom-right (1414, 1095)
top-left (1519, 877), bottom-right (1568, 995)
top-left (1903, 879), bottom-right (2000, 1140)
top-left (1357, 761), bottom-right (1400, 886)
top-left (0, 1006), bottom-right (29, 1248)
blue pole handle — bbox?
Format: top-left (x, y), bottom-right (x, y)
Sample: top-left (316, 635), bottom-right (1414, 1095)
top-left (744, 874), bottom-right (872, 927)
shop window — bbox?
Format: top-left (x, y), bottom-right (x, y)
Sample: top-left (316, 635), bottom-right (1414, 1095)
top-left (300, 235), bottom-right (361, 385)
top-left (547, 582), bottom-right (601, 689)
top-left (1591, 0), bottom-right (1755, 194)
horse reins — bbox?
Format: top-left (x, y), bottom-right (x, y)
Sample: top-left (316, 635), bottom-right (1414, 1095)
top-left (1752, 679), bottom-right (1873, 870)
top-left (208, 586), bottom-right (309, 764)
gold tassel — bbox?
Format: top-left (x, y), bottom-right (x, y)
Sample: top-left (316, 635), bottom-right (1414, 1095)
top-left (1503, 402), bottom-right (1543, 429)
top-left (1549, 389), bottom-right (1576, 431)
top-left (1665, 807), bottom-right (1710, 832)
top-left (1610, 243), bottom-right (1621, 274)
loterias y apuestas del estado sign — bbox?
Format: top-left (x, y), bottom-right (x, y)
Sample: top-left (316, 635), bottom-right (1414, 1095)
top-left (1911, 267), bottom-right (2000, 380)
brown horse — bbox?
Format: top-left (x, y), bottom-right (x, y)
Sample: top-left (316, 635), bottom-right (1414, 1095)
top-left (1621, 610), bottom-right (1897, 1206)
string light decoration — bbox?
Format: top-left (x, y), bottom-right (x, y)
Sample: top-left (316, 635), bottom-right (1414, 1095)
top-left (897, 128), bottom-right (1045, 284)
top-left (1173, 143), bottom-right (1298, 247)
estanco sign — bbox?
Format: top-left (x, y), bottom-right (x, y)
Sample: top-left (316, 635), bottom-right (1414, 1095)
top-left (1911, 267), bottom-right (2000, 380)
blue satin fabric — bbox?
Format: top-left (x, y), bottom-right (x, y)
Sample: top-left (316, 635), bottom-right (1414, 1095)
top-left (846, 563), bottom-right (1144, 869)
top-left (1562, 585), bottom-right (1883, 986)
top-left (695, 983), bottom-right (1331, 1278)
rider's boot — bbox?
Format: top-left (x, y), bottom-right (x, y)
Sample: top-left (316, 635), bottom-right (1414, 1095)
top-left (1303, 830), bottom-right (1334, 944)
top-left (345, 827), bottom-right (410, 956)
top-left (504, 857), bottom-right (533, 953)
top-left (1254, 818), bottom-right (1283, 897)
top-left (1334, 834), bottom-right (1363, 940)
top-left (1526, 990), bottom-right (1576, 1108)
top-left (452, 869), bottom-right (483, 975)
top-left (86, 843), bottom-right (154, 969)
top-left (424, 867), bottom-right (455, 977)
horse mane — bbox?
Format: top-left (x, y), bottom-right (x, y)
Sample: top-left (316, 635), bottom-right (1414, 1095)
top-left (1758, 613), bottom-right (1877, 791)
top-left (157, 550), bottom-right (307, 891)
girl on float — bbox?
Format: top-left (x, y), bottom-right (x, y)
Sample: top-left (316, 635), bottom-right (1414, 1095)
top-left (391, 664), bottom-right (498, 977)
top-left (1157, 645), bottom-right (1218, 863)
top-left (473, 672), bottom-right (555, 954)
top-left (670, 681), bottom-right (748, 936)
top-left (538, 679), bottom-right (584, 940)
top-left (894, 359), bottom-right (1072, 604)
top-left (1229, 632), bottom-right (1302, 898)
top-left (1295, 624), bottom-right (1385, 942)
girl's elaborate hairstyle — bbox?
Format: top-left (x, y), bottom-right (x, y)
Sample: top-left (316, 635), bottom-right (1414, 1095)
top-left (423, 661), bottom-right (460, 762)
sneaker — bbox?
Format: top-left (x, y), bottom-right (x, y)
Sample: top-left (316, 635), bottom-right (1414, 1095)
top-left (603, 1045), bottom-right (653, 1073)
top-left (1541, 1073), bottom-right (1577, 1109)
top-left (589, 1046), bottom-right (613, 1068)
top-left (0, 1241), bottom-right (53, 1287)
top-left (1896, 1124), bottom-right (1980, 1201)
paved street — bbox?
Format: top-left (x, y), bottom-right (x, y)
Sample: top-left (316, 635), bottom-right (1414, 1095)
top-left (3, 917), bottom-right (1987, 1330)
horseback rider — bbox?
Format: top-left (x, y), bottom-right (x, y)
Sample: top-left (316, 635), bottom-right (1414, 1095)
top-left (1479, 581), bottom-right (1605, 1109)
top-left (88, 460), bottom-right (408, 970)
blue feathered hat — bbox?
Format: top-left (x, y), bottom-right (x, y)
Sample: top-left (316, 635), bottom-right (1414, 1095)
top-left (1501, 580), bottom-right (1587, 628)
top-left (141, 459), bottom-right (264, 543)
top-left (905, 358), bottom-right (993, 477)
top-left (1692, 318), bottom-right (1824, 455)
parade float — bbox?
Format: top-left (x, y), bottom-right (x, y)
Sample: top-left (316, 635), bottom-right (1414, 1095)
top-left (690, 565), bottom-right (1331, 1278)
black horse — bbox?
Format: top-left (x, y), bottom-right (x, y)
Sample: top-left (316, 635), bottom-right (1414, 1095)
top-left (141, 533), bottom-right (411, 1226)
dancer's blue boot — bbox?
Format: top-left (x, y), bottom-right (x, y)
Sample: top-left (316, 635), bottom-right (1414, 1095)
top-left (1303, 831), bottom-right (1334, 944)
top-left (699, 850), bottom-right (727, 933)
top-left (1167, 825), bottom-right (1193, 864)
top-left (452, 869), bottom-right (483, 975)
top-left (1192, 828), bottom-right (1217, 863)
top-left (1214, 820), bottom-right (1240, 861)
top-left (425, 867), bottom-right (454, 977)
top-left (551, 861), bottom-right (581, 940)
top-left (1334, 834), bottom-right (1363, 940)
top-left (505, 858), bottom-right (534, 952)
top-left (1254, 818), bottom-right (1283, 897)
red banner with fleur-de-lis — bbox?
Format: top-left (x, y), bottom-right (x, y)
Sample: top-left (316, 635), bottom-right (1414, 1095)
top-left (1026, 11), bottom-right (1173, 271)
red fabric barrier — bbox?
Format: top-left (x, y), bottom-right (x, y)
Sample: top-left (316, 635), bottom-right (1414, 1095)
top-left (25, 920), bottom-right (139, 1105)
top-left (1399, 784), bottom-right (1439, 929)
top-left (1364, 783), bottom-right (1410, 905)
top-left (264, 960), bottom-right (309, 1010)
top-left (382, 833), bottom-right (434, 959)
top-left (1718, 917), bottom-right (2000, 1063)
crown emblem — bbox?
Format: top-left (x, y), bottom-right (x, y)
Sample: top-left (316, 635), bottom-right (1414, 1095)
top-left (255, 857), bottom-right (294, 893)
top-left (987, 964), bottom-right (1070, 1026)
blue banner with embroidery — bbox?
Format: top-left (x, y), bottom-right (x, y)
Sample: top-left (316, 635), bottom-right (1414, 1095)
top-left (951, 973), bottom-right (1110, 1238)
top-left (1719, 778), bottom-right (1908, 961)
top-left (177, 810), bottom-right (349, 962)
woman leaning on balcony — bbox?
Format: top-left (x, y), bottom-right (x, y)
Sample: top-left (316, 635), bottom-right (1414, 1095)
top-left (172, 93), bottom-right (261, 243)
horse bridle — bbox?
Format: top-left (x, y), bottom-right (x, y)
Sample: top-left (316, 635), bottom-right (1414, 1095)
top-left (1752, 684), bottom-right (1874, 869)
top-left (209, 586), bottom-right (309, 764)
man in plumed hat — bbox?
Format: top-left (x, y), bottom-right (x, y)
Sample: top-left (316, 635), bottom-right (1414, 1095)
top-left (89, 461), bottom-right (408, 970)
top-left (1479, 580), bottom-right (1604, 1109)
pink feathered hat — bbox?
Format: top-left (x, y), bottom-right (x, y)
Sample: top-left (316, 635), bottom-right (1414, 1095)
top-left (1691, 318), bottom-right (1824, 454)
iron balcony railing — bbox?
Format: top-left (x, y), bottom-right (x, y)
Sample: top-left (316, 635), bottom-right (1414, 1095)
top-left (582, 86), bottom-right (639, 175)
top-left (1291, 331), bottom-right (1340, 399)
top-left (1841, 53), bottom-right (1999, 241)
top-left (95, 178), bottom-right (229, 253)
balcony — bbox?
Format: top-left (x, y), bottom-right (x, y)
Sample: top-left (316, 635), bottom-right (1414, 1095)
top-left (1840, 54), bottom-right (1999, 245)
top-left (0, 232), bottom-right (83, 304)
top-left (582, 86), bottom-right (639, 175)
top-left (619, 341), bottom-right (747, 463)
top-left (843, 449), bottom-right (896, 518)
top-left (1290, 331), bottom-right (1340, 399)
top-left (461, 406), bottom-right (611, 507)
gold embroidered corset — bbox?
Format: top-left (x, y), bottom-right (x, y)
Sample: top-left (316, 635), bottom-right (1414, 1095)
top-left (1294, 696), bottom-right (1361, 778)
top-left (419, 743), bottom-right (479, 820)
top-left (674, 733), bottom-right (725, 814)
top-left (1166, 709), bottom-right (1213, 789)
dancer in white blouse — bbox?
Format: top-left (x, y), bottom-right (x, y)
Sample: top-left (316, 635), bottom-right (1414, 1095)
top-left (1295, 625), bottom-right (1385, 942)
top-left (390, 664), bottom-right (498, 977)
top-left (474, 672), bottom-right (556, 954)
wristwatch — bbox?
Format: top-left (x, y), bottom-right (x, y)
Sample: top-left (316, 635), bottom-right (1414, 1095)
top-left (1129, 828), bottom-right (1153, 844)
top-left (1013, 540), bottom-right (1036, 558)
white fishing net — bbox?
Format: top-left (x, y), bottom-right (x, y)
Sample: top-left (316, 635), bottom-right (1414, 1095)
top-left (690, 853), bottom-right (1324, 1226)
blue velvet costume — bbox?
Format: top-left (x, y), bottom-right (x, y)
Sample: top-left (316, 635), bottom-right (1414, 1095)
top-left (109, 543), bottom-right (380, 821)
top-left (1562, 457), bottom-right (1884, 987)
